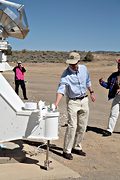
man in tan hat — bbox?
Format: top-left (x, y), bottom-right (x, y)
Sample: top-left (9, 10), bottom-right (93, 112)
top-left (13, 61), bottom-right (28, 100)
top-left (54, 52), bottom-right (96, 160)
top-left (99, 59), bottom-right (120, 136)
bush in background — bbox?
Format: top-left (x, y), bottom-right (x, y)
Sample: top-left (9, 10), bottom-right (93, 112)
top-left (83, 51), bottom-right (94, 62)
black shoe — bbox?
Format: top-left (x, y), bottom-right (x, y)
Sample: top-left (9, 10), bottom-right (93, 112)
top-left (72, 149), bottom-right (86, 156)
top-left (24, 97), bottom-right (28, 100)
top-left (102, 130), bottom-right (112, 137)
top-left (63, 152), bottom-right (73, 160)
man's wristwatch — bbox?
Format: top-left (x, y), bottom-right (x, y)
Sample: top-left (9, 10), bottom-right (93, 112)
top-left (90, 91), bottom-right (94, 94)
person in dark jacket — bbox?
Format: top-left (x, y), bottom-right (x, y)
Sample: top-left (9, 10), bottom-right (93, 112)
top-left (13, 61), bottom-right (28, 100)
top-left (99, 59), bottom-right (120, 136)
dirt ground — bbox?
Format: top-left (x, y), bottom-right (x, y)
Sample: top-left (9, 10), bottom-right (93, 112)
top-left (3, 61), bottom-right (120, 179)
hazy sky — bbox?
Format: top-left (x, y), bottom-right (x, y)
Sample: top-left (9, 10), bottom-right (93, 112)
top-left (8, 0), bottom-right (120, 52)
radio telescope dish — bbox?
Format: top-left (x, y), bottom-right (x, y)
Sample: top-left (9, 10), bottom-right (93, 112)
top-left (0, 0), bottom-right (29, 71)
top-left (0, 0), bottom-right (29, 39)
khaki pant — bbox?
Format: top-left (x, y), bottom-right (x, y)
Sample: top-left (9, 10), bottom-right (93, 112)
top-left (63, 97), bottom-right (89, 153)
top-left (107, 94), bottom-right (120, 133)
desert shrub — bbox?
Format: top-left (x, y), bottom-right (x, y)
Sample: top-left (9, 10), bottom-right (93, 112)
top-left (84, 51), bottom-right (94, 62)
top-left (22, 49), bottom-right (27, 53)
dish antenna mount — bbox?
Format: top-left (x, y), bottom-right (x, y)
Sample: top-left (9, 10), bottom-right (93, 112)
top-left (0, 0), bottom-right (29, 71)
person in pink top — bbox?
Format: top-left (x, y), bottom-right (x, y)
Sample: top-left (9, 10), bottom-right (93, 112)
top-left (13, 61), bottom-right (28, 100)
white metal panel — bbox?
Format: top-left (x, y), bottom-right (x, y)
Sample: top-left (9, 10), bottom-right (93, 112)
top-left (0, 95), bottom-right (31, 142)
top-left (0, 73), bottom-right (25, 111)
top-left (0, 73), bottom-right (59, 142)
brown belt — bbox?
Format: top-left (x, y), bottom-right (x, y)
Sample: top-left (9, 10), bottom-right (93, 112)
top-left (69, 95), bottom-right (88, 100)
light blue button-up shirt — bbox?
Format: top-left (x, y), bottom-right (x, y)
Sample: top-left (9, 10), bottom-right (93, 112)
top-left (57, 64), bottom-right (91, 98)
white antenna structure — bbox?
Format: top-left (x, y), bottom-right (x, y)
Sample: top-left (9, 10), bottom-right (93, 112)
top-left (0, 0), bottom-right (29, 71)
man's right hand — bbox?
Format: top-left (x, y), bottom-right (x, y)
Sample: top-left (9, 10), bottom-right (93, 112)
top-left (99, 78), bottom-right (103, 84)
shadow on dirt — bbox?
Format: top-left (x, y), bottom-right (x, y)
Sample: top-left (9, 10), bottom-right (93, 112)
top-left (86, 126), bottom-right (104, 134)
top-left (86, 126), bottom-right (120, 135)
top-left (49, 145), bottom-right (63, 157)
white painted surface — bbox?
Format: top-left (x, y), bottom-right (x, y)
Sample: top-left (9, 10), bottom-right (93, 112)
top-left (0, 73), bottom-right (59, 142)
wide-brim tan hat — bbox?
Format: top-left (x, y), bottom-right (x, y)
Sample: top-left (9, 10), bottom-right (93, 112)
top-left (66, 52), bottom-right (80, 64)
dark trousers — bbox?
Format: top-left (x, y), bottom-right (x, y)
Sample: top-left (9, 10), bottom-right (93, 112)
top-left (15, 80), bottom-right (27, 99)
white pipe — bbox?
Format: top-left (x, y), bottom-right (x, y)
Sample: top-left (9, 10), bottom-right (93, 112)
top-left (0, 0), bottom-right (23, 10)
